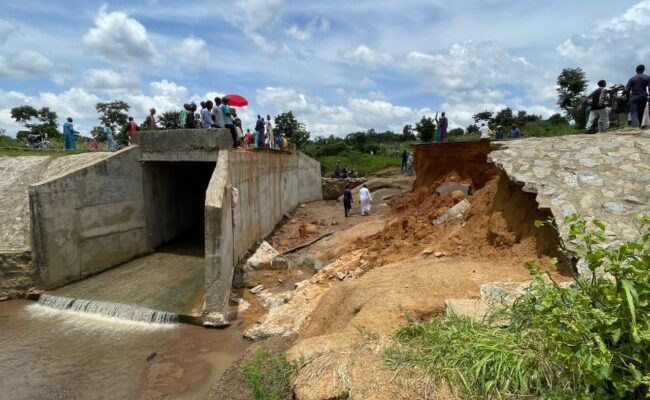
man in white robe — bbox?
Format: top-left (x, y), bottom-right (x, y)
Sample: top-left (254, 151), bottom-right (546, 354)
top-left (359, 184), bottom-right (372, 216)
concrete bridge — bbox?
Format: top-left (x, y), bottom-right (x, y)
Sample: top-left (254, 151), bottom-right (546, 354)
top-left (0, 129), bottom-right (322, 325)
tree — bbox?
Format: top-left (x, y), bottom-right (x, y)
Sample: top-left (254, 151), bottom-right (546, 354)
top-left (556, 67), bottom-right (588, 127)
top-left (402, 124), bottom-right (416, 141)
top-left (472, 110), bottom-right (494, 124)
top-left (274, 111), bottom-right (310, 149)
top-left (449, 127), bottom-right (464, 137)
top-left (493, 107), bottom-right (515, 128)
top-left (10, 105), bottom-right (60, 138)
top-left (415, 116), bottom-right (436, 142)
top-left (90, 126), bottom-right (106, 142)
top-left (159, 110), bottom-right (182, 130)
top-left (96, 101), bottom-right (130, 130)
top-left (546, 113), bottom-right (568, 124)
top-left (466, 124), bottom-right (479, 134)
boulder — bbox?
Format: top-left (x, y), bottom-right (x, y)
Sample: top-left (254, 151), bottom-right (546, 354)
top-left (271, 256), bottom-right (291, 270)
top-left (433, 199), bottom-right (471, 225)
top-left (321, 177), bottom-right (367, 200)
top-left (246, 241), bottom-right (280, 270)
top-left (257, 290), bottom-right (293, 310)
top-left (250, 284), bottom-right (265, 294)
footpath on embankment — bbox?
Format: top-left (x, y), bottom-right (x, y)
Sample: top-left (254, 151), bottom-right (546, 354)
top-left (211, 130), bottom-right (650, 400)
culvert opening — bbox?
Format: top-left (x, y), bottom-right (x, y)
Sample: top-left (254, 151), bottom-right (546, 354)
top-left (143, 161), bottom-right (216, 252)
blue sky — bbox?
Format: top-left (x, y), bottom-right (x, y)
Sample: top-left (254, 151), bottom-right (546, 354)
top-left (1, 0), bottom-right (648, 137)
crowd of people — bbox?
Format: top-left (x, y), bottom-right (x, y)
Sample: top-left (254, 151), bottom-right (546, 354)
top-left (583, 64), bottom-right (650, 133)
top-left (62, 96), bottom-right (291, 152)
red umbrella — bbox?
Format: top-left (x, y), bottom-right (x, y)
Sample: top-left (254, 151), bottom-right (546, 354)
top-left (224, 94), bottom-right (248, 107)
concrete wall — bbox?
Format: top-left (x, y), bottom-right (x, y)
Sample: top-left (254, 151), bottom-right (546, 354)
top-left (29, 147), bottom-right (149, 288)
top-left (203, 149), bottom-right (322, 325)
top-left (138, 129), bottom-right (232, 162)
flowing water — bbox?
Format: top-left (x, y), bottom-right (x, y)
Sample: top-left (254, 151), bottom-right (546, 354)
top-left (0, 299), bottom-right (247, 400)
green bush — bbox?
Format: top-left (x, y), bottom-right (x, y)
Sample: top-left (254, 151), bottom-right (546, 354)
top-left (386, 214), bottom-right (650, 399)
top-left (242, 349), bottom-right (299, 400)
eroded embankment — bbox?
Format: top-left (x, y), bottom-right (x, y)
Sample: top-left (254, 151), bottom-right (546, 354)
top-left (227, 142), bottom-right (572, 400)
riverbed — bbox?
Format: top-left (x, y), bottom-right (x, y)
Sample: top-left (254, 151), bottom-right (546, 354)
top-left (0, 300), bottom-right (248, 400)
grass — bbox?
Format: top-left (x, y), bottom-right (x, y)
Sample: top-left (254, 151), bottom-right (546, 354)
top-left (320, 150), bottom-right (402, 176)
top-left (242, 349), bottom-right (300, 400)
top-left (0, 135), bottom-right (94, 157)
top-left (385, 315), bottom-right (558, 399)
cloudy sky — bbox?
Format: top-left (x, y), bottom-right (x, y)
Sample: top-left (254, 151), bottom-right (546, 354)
top-left (1, 0), bottom-right (649, 137)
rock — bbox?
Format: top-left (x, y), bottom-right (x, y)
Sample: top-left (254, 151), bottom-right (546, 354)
top-left (270, 256), bottom-right (291, 270)
top-left (421, 247), bottom-right (435, 256)
top-left (480, 282), bottom-right (529, 304)
top-left (294, 279), bottom-right (309, 290)
top-left (603, 202), bottom-right (629, 215)
top-left (436, 182), bottom-right (470, 196)
top-left (335, 271), bottom-right (347, 280)
top-left (450, 190), bottom-right (466, 203)
top-left (246, 241), bottom-right (280, 270)
top-left (433, 251), bottom-right (446, 258)
top-left (250, 284), bottom-right (265, 294)
top-left (237, 298), bottom-right (251, 313)
top-left (257, 290), bottom-right (293, 310)
top-left (300, 257), bottom-right (323, 272)
top-left (433, 199), bottom-right (471, 225)
top-left (320, 177), bottom-right (367, 200)
top-left (202, 312), bottom-right (230, 327)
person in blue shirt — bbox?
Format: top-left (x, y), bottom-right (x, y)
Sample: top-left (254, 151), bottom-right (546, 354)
top-left (201, 100), bottom-right (214, 129)
top-left (104, 125), bottom-right (115, 151)
top-left (495, 125), bottom-right (504, 140)
top-left (510, 124), bottom-right (522, 139)
top-left (221, 97), bottom-right (237, 147)
top-left (63, 117), bottom-right (75, 150)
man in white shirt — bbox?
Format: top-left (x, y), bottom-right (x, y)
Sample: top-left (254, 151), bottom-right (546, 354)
top-left (479, 123), bottom-right (491, 141)
top-left (266, 115), bottom-right (274, 149)
top-left (359, 184), bottom-right (373, 216)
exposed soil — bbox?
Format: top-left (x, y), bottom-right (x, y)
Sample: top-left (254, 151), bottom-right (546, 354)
top-left (210, 148), bottom-right (572, 399)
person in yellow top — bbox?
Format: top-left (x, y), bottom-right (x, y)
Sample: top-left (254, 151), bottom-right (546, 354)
top-left (282, 136), bottom-right (289, 150)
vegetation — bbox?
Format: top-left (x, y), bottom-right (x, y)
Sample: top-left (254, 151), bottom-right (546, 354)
top-left (557, 67), bottom-right (589, 129)
top-left (159, 110), bottom-right (182, 130)
top-left (274, 111), bottom-right (310, 150)
top-left (10, 105), bottom-right (60, 139)
top-left (242, 349), bottom-right (300, 400)
top-left (386, 214), bottom-right (650, 399)
top-left (415, 116), bottom-right (436, 142)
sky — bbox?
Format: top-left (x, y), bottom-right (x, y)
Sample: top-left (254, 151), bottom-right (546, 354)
top-left (1, 0), bottom-right (649, 138)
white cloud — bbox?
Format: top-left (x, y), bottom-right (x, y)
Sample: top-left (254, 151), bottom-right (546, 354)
top-left (256, 86), bottom-right (431, 137)
top-left (557, 0), bottom-right (650, 82)
top-left (0, 20), bottom-right (17, 44)
top-left (340, 45), bottom-right (393, 66)
top-left (169, 37), bottom-right (210, 71)
top-left (83, 6), bottom-right (158, 63)
top-left (0, 50), bottom-right (54, 77)
top-left (83, 69), bottom-right (139, 89)
top-left (286, 17), bottom-right (330, 41)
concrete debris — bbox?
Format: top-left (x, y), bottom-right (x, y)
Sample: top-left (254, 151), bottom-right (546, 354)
top-left (479, 281), bottom-right (529, 304)
top-left (246, 241), bottom-right (280, 270)
top-left (257, 290), bottom-right (293, 310)
top-left (433, 199), bottom-right (471, 225)
top-left (271, 256), bottom-right (291, 270)
top-left (250, 285), bottom-right (265, 294)
top-left (450, 190), bottom-right (466, 204)
top-left (436, 181), bottom-right (470, 196)
top-left (237, 298), bottom-right (251, 313)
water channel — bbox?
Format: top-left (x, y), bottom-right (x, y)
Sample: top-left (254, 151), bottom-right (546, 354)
top-left (0, 235), bottom-right (248, 399)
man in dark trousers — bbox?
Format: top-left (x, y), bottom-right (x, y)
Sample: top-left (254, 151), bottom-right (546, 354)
top-left (401, 149), bottom-right (408, 171)
top-left (343, 184), bottom-right (353, 217)
top-left (626, 64), bottom-right (649, 128)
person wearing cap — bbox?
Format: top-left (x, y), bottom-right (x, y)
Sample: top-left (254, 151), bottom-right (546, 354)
top-left (495, 125), bottom-right (504, 140)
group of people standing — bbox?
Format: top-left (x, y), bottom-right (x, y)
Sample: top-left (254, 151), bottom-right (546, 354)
top-left (584, 64), bottom-right (650, 133)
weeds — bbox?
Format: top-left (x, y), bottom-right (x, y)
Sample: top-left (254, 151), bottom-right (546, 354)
top-left (386, 214), bottom-right (650, 399)
top-left (242, 349), bottom-right (300, 400)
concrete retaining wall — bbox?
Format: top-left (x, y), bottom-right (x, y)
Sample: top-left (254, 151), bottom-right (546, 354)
top-left (203, 149), bottom-right (322, 325)
top-left (29, 147), bottom-right (149, 288)
top-left (138, 128), bottom-right (232, 162)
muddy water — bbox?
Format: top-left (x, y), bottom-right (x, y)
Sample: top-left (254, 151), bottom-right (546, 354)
top-left (0, 300), bottom-right (248, 400)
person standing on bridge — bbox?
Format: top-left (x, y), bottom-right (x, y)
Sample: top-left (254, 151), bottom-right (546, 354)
top-left (126, 117), bottom-right (138, 143)
top-left (221, 97), bottom-right (237, 147)
top-left (201, 101), bottom-right (214, 129)
top-left (359, 184), bottom-right (372, 216)
top-left (212, 97), bottom-right (225, 128)
top-left (104, 124), bottom-right (115, 151)
top-left (266, 115), bottom-right (274, 149)
top-left (626, 64), bottom-right (649, 128)
top-left (438, 112), bottom-right (448, 142)
top-left (343, 184), bottom-right (353, 217)
top-left (63, 117), bottom-right (75, 150)
top-left (144, 108), bottom-right (157, 130)
top-left (255, 115), bottom-right (265, 148)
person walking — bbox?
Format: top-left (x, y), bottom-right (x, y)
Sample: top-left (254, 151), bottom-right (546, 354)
top-left (63, 117), bottom-right (75, 150)
top-left (626, 64), bottom-right (650, 128)
top-left (401, 149), bottom-right (408, 171)
top-left (585, 80), bottom-right (610, 133)
top-left (343, 184), bottom-right (353, 217)
top-left (479, 122), bottom-right (491, 141)
top-left (359, 184), bottom-right (372, 216)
